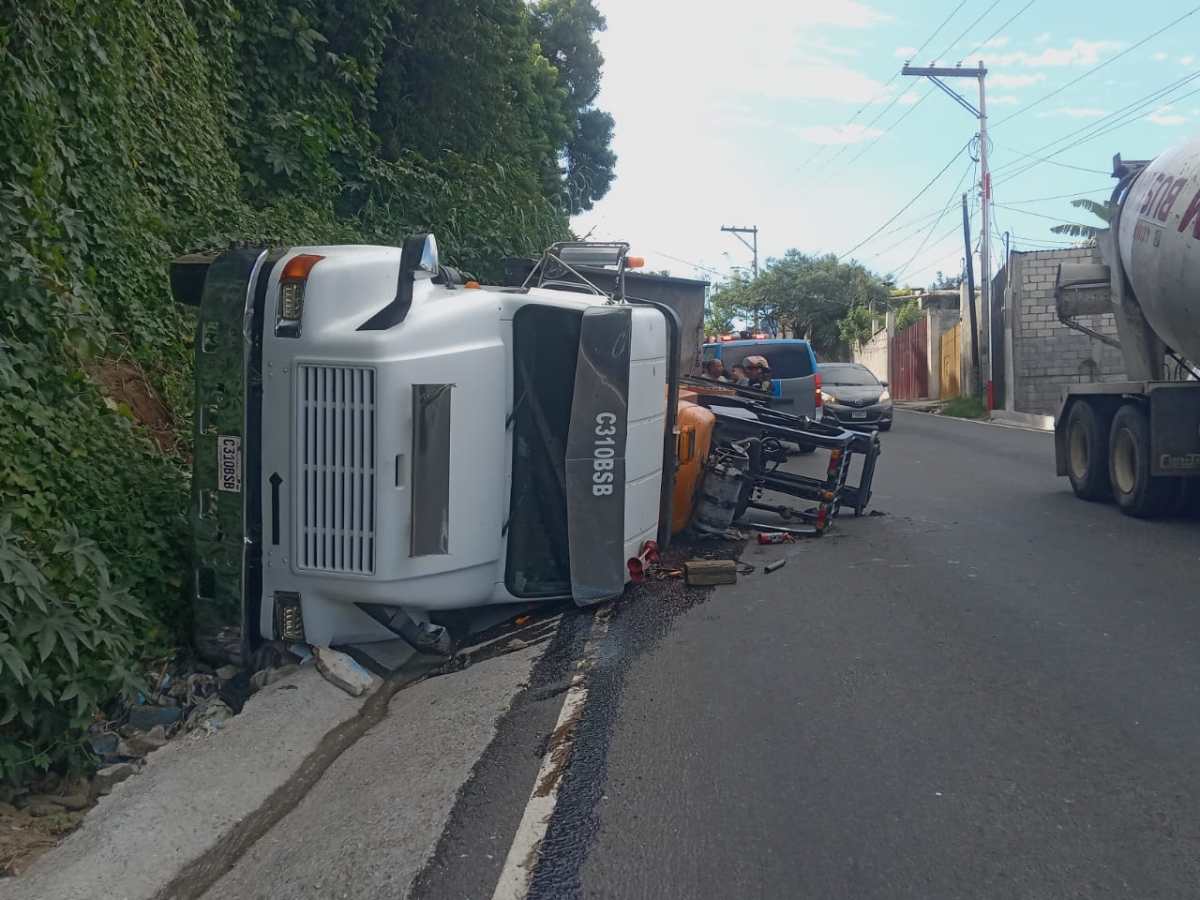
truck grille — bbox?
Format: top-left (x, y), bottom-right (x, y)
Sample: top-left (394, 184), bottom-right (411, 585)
top-left (298, 365), bottom-right (376, 574)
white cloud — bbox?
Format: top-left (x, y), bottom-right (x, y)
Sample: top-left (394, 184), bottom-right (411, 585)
top-left (1147, 105), bottom-right (1187, 126)
top-left (1038, 107), bottom-right (1109, 119)
top-left (983, 36), bottom-right (1010, 48)
top-left (1153, 51), bottom-right (1169, 62)
top-left (791, 1), bottom-right (892, 28)
top-left (990, 72), bottom-right (1046, 87)
top-left (894, 45), bottom-right (917, 59)
top-left (897, 90), bottom-right (920, 105)
top-left (992, 39), bottom-right (1122, 68)
top-left (990, 95), bottom-right (1020, 105)
top-left (1035, 32), bottom-right (1051, 44)
top-left (1182, 55), bottom-right (1197, 66)
top-left (794, 123), bottom-right (884, 145)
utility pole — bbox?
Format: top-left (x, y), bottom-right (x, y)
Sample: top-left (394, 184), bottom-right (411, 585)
top-left (721, 224), bottom-right (761, 331)
top-left (720, 225), bottom-right (758, 278)
top-left (961, 194), bottom-right (981, 392)
top-left (903, 62), bottom-right (990, 399)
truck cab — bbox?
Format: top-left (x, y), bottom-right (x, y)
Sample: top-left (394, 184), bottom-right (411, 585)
top-left (175, 238), bottom-right (672, 659)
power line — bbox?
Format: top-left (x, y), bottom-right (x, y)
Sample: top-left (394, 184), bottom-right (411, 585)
top-left (933, 0), bottom-right (1003, 63)
top-left (994, 4), bottom-right (1200, 127)
top-left (993, 203), bottom-right (1081, 224)
top-left (837, 1), bottom-right (1039, 173)
top-left (990, 69), bottom-right (1200, 182)
top-left (911, 0), bottom-right (972, 61)
top-left (839, 141), bottom-right (971, 259)
top-left (959, 0), bottom-right (1037, 64)
top-left (892, 158), bottom-right (976, 281)
top-left (1001, 187), bottom-right (1112, 204)
top-left (813, 0), bottom-right (976, 174)
top-left (992, 146), bottom-right (1110, 177)
top-left (649, 250), bottom-right (724, 277)
top-left (995, 78), bottom-right (1200, 185)
top-left (842, 89), bottom-right (933, 168)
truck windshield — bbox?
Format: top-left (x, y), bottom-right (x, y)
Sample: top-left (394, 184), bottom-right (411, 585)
top-left (505, 305), bottom-right (583, 596)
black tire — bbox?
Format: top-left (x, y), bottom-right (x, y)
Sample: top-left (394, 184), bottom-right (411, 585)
top-left (877, 421), bottom-right (892, 432)
top-left (1064, 400), bottom-right (1110, 501)
top-left (1108, 404), bottom-right (1177, 518)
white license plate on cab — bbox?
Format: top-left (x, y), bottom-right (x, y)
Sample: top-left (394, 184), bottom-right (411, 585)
top-left (851, 410), bottom-right (868, 419)
top-left (218, 435), bottom-right (242, 492)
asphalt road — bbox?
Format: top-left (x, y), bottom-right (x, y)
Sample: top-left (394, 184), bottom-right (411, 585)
top-left (424, 410), bottom-right (1200, 899)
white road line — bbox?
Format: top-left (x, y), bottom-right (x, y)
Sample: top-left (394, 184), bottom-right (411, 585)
top-left (491, 610), bottom-right (610, 900)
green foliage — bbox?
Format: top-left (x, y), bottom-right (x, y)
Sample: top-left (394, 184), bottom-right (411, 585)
top-left (0, 521), bottom-right (153, 783)
top-left (711, 252), bottom-right (891, 358)
top-left (839, 304), bottom-right (878, 348)
top-left (894, 299), bottom-right (922, 332)
top-left (0, 0), bottom-right (612, 782)
top-left (1050, 198), bottom-right (1114, 242)
top-left (929, 270), bottom-right (962, 291)
top-left (941, 395), bottom-right (988, 419)
top-left (532, 0), bottom-right (616, 212)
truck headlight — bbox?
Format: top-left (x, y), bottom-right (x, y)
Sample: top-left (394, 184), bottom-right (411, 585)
top-left (879, 389), bottom-right (891, 402)
top-left (821, 390), bottom-right (837, 405)
top-left (276, 253), bottom-right (324, 338)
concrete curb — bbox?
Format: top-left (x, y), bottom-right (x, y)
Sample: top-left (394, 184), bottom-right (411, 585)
top-left (989, 410), bottom-right (1055, 432)
top-left (898, 408), bottom-right (1054, 435)
top-left (0, 668), bottom-right (375, 900)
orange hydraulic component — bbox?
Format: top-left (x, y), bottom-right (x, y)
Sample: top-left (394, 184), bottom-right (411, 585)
top-left (671, 399), bottom-right (716, 535)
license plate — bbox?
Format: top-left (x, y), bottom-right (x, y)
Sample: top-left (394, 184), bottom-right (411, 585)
top-left (218, 435), bottom-right (242, 492)
top-left (851, 410), bottom-right (868, 419)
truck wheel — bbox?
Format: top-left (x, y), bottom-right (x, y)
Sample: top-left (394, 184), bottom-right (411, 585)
top-left (1065, 400), bottom-right (1110, 501)
top-left (1108, 404), bottom-right (1176, 518)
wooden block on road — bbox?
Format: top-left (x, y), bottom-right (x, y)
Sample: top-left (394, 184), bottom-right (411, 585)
top-left (684, 559), bottom-right (737, 586)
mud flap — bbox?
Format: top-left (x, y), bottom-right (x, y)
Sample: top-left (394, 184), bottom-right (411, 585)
top-left (566, 306), bottom-right (632, 606)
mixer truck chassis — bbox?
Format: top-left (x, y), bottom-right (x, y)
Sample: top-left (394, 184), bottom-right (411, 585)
top-left (1056, 382), bottom-right (1200, 518)
top-left (1052, 137), bottom-right (1200, 519)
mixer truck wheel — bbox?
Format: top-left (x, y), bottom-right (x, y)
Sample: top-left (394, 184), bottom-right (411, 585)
top-left (1064, 400), bottom-right (1110, 501)
top-left (1108, 404), bottom-right (1177, 518)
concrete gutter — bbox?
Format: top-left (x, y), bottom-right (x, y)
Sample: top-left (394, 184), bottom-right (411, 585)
top-left (989, 410), bottom-right (1055, 432)
top-left (0, 668), bottom-right (373, 900)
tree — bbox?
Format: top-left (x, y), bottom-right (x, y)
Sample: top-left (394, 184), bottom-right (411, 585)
top-left (1050, 198), bottom-right (1113, 242)
top-left (709, 251), bottom-right (890, 357)
top-left (532, 0), bottom-right (617, 212)
top-left (705, 274), bottom-right (749, 336)
top-left (929, 270), bottom-right (962, 291)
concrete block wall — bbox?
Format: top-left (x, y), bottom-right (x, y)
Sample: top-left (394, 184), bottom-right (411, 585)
top-left (1009, 247), bottom-right (1126, 416)
top-left (853, 327), bottom-right (889, 385)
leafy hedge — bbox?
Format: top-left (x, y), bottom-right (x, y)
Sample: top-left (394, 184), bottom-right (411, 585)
top-left (0, 0), bottom-right (608, 783)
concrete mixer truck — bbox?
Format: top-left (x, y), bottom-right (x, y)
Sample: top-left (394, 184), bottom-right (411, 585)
top-left (1055, 133), bottom-right (1200, 517)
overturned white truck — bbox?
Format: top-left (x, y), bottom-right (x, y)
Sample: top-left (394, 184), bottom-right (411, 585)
top-left (172, 239), bottom-right (679, 662)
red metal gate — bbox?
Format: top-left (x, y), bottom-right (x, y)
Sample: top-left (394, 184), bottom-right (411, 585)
top-left (889, 317), bottom-right (929, 400)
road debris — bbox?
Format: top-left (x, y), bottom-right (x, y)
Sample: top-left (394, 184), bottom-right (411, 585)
top-left (315, 646), bottom-right (375, 697)
top-left (756, 532), bottom-right (795, 545)
top-left (684, 558), bottom-right (738, 586)
top-left (764, 559), bottom-right (788, 574)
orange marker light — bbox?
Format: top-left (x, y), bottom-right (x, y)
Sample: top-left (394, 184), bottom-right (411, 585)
top-left (626, 256), bottom-right (645, 269)
top-left (464, 280), bottom-right (481, 289)
top-left (281, 253), bottom-right (324, 282)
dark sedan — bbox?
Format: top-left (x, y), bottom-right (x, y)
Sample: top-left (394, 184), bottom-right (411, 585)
top-left (819, 362), bottom-right (893, 431)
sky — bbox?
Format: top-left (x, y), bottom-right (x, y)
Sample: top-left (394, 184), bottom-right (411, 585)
top-left (570, 0), bottom-right (1200, 290)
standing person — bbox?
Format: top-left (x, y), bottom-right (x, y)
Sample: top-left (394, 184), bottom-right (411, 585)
top-left (739, 355), bottom-right (772, 391)
top-left (703, 359), bottom-right (728, 382)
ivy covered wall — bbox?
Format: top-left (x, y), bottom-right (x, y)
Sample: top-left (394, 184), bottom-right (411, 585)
top-left (0, 0), bottom-right (612, 781)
